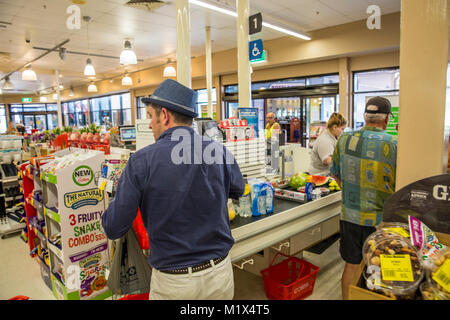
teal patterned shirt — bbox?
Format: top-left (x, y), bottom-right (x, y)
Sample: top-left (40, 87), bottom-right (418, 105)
top-left (330, 126), bottom-right (397, 227)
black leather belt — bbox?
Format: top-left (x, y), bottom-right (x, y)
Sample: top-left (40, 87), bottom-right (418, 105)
top-left (159, 256), bottom-right (227, 275)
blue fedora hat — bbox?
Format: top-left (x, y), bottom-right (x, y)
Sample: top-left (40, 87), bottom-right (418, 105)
top-left (141, 79), bottom-right (198, 118)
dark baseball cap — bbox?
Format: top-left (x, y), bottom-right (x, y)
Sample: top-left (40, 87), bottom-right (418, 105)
top-left (365, 96), bottom-right (392, 114)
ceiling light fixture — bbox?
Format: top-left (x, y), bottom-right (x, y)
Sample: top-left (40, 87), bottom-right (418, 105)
top-left (188, 0), bottom-right (311, 40)
top-left (163, 59), bottom-right (176, 78)
top-left (88, 82), bottom-right (98, 92)
top-left (2, 76), bottom-right (14, 90)
top-left (84, 58), bottom-right (96, 76)
top-left (120, 40), bottom-right (137, 65)
top-left (52, 93), bottom-right (58, 99)
top-left (40, 96), bottom-right (48, 102)
top-left (69, 86), bottom-right (75, 97)
top-left (22, 64), bottom-right (38, 81)
top-left (122, 74), bottom-right (133, 86)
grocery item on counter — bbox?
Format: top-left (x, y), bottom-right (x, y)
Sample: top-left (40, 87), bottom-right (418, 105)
top-left (237, 176), bottom-right (252, 218)
top-left (310, 175), bottom-right (329, 186)
top-left (426, 247), bottom-right (450, 300)
top-left (289, 172), bottom-right (308, 189)
top-left (376, 222), bottom-right (411, 239)
top-left (264, 182), bottom-right (274, 214)
top-left (327, 178), bottom-right (340, 191)
top-left (408, 216), bottom-right (448, 270)
top-left (227, 199), bottom-right (236, 221)
top-left (248, 179), bottom-right (267, 216)
top-left (363, 229), bottom-right (424, 299)
top-left (305, 175), bottom-right (314, 201)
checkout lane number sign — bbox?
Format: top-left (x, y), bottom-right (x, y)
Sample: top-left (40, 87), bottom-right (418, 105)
top-left (73, 165), bottom-right (94, 187)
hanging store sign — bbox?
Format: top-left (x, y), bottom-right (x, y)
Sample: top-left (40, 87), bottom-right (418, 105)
top-left (249, 39), bottom-right (264, 62)
top-left (249, 12), bottom-right (263, 35)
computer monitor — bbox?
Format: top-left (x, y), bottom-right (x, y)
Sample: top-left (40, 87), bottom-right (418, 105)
top-left (119, 125), bottom-right (136, 144)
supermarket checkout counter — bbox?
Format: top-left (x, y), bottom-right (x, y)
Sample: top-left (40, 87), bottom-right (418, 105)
top-left (229, 191), bottom-right (341, 269)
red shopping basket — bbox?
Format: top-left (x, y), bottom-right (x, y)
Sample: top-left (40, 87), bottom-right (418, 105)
top-left (260, 252), bottom-right (320, 300)
top-left (118, 293), bottom-right (149, 300)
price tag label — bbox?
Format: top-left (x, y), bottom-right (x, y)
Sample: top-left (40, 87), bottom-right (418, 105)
top-left (380, 254), bottom-right (414, 282)
top-left (99, 180), bottom-right (107, 191)
top-left (385, 227), bottom-right (410, 238)
top-left (432, 259), bottom-right (450, 292)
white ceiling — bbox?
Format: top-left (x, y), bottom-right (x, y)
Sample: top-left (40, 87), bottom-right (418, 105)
top-left (0, 0), bottom-right (401, 95)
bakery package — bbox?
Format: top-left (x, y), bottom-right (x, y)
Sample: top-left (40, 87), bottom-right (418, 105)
top-left (362, 228), bottom-right (423, 299)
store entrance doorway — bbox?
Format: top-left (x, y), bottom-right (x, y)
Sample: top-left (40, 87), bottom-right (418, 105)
top-left (302, 95), bottom-right (338, 147)
top-left (23, 113), bottom-right (56, 132)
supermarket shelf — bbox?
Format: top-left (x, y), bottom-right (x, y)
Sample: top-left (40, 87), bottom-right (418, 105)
top-left (48, 241), bottom-right (64, 261)
top-left (44, 206), bottom-right (60, 224)
top-left (1, 177), bottom-right (19, 183)
top-left (0, 217), bottom-right (26, 239)
top-left (40, 172), bottom-right (57, 185)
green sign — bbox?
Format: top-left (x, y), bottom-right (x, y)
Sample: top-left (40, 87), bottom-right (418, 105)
top-left (250, 50), bottom-right (267, 64)
top-left (22, 97), bottom-right (32, 103)
top-left (386, 106), bottom-right (399, 136)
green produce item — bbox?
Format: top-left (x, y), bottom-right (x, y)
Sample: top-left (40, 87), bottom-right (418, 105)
top-left (289, 172), bottom-right (308, 189)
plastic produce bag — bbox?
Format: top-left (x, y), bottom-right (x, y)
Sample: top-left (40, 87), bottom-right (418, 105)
top-left (107, 229), bottom-right (152, 296)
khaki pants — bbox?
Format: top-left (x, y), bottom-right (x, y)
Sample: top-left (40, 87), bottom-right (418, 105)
top-left (149, 255), bottom-right (234, 300)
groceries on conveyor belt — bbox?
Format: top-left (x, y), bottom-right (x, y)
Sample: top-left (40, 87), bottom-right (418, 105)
top-left (228, 172), bottom-right (340, 221)
top-left (270, 172), bottom-right (340, 203)
top-left (362, 218), bottom-right (449, 300)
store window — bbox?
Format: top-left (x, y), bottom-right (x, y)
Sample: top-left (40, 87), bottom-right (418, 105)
top-left (9, 103), bottom-right (57, 131)
top-left (195, 88), bottom-right (217, 117)
top-left (88, 92), bottom-right (131, 126)
top-left (136, 97), bottom-right (147, 120)
top-left (353, 68), bottom-right (400, 130)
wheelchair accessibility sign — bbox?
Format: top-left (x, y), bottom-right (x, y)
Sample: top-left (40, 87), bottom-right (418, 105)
top-left (249, 39), bottom-right (263, 62)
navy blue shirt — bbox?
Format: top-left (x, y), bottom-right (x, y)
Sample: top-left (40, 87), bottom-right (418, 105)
top-left (102, 126), bottom-right (244, 270)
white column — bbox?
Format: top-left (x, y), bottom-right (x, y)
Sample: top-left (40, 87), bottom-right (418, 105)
top-left (236, 0), bottom-right (251, 108)
top-left (205, 26), bottom-right (213, 118)
top-left (54, 70), bottom-right (63, 128)
top-left (176, 0), bottom-right (192, 88)
top-left (396, 0), bottom-right (449, 189)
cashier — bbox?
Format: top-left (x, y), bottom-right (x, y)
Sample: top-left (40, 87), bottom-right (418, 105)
top-left (308, 112), bottom-right (347, 174)
top-left (102, 79), bottom-right (245, 300)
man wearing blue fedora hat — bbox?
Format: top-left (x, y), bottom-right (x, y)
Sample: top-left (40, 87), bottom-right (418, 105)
top-left (102, 79), bottom-right (245, 300)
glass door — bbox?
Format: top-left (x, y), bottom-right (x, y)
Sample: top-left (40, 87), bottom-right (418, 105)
top-left (35, 114), bottom-right (47, 131)
top-left (302, 95), bottom-right (337, 145)
top-left (23, 115), bottom-right (35, 131)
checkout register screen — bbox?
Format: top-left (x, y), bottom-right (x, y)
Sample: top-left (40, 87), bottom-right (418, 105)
top-left (120, 127), bottom-right (136, 141)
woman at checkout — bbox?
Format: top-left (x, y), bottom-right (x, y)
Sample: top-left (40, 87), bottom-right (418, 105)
top-left (308, 112), bottom-right (347, 174)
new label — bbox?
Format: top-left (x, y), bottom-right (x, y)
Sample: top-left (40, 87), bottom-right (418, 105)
top-left (73, 165), bottom-right (93, 187)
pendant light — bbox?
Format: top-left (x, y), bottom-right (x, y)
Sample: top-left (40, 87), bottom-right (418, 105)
top-left (52, 93), bottom-right (58, 99)
top-left (122, 74), bottom-right (133, 86)
top-left (88, 82), bottom-right (98, 92)
top-left (163, 59), bottom-right (176, 78)
top-left (22, 65), bottom-right (37, 81)
top-left (83, 16), bottom-right (96, 76)
top-left (40, 96), bottom-right (48, 102)
top-left (69, 86), bottom-right (75, 97)
top-left (120, 40), bottom-right (137, 65)
top-left (84, 58), bottom-right (96, 76)
top-left (2, 76), bottom-right (14, 90)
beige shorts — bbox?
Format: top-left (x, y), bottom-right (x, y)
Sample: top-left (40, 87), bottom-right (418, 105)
top-left (149, 254), bottom-right (234, 300)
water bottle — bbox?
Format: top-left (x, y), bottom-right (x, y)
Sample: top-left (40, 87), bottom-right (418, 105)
top-left (238, 176), bottom-right (252, 218)
top-left (258, 188), bottom-right (267, 215)
top-left (265, 183), bottom-right (274, 214)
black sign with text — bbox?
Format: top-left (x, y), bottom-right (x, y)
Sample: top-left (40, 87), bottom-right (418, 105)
top-left (249, 12), bottom-right (263, 35)
top-left (383, 173), bottom-right (450, 234)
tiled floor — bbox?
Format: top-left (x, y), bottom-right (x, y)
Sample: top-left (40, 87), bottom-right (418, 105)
top-left (0, 233), bottom-right (344, 300)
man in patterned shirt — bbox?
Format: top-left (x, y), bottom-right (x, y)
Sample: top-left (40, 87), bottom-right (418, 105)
top-left (330, 96), bottom-right (398, 300)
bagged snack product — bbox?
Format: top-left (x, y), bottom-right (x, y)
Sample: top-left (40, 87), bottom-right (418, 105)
top-left (363, 230), bottom-right (424, 299)
top-left (408, 216), bottom-right (448, 270)
top-left (426, 247), bottom-right (450, 300)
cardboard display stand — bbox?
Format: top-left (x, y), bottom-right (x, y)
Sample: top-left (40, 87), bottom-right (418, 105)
top-left (40, 148), bottom-right (111, 300)
top-left (349, 173), bottom-right (450, 300)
